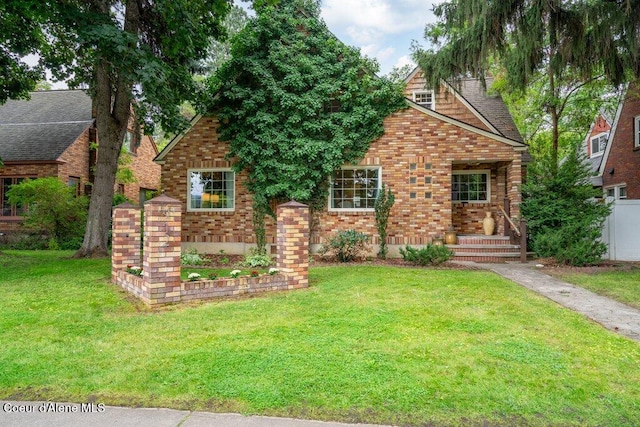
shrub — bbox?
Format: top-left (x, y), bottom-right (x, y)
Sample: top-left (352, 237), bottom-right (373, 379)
top-left (181, 248), bottom-right (206, 266)
top-left (319, 229), bottom-right (370, 262)
top-left (399, 244), bottom-right (453, 266)
top-left (6, 177), bottom-right (87, 249)
top-left (374, 183), bottom-right (395, 259)
top-left (522, 148), bottom-right (611, 266)
top-left (241, 248), bottom-right (273, 267)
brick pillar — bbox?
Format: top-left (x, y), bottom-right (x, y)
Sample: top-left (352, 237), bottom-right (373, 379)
top-left (277, 200), bottom-right (309, 289)
top-left (143, 194), bottom-right (182, 304)
top-left (111, 203), bottom-right (141, 282)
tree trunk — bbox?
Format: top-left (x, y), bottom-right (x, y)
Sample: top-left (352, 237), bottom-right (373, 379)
top-left (74, 0), bottom-right (137, 258)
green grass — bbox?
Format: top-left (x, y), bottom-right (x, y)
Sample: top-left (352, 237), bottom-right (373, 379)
top-left (1, 250), bottom-right (640, 426)
top-left (551, 267), bottom-right (640, 310)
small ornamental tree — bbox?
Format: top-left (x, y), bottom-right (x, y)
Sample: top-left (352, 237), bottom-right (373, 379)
top-left (374, 183), bottom-right (395, 259)
top-left (521, 147), bottom-right (612, 266)
top-left (6, 177), bottom-right (88, 249)
top-left (209, 0), bottom-right (406, 243)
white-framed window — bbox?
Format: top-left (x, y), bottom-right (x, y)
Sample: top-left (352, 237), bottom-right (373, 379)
top-left (413, 90), bottom-right (435, 110)
top-left (452, 170), bottom-right (490, 203)
top-left (188, 169), bottom-right (235, 212)
top-left (590, 132), bottom-right (608, 157)
top-left (605, 185), bottom-right (627, 200)
top-left (634, 116), bottom-right (640, 148)
top-left (329, 167), bottom-right (381, 211)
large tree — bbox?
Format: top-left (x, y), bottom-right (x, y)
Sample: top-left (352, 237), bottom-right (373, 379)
top-left (413, 0), bottom-right (639, 165)
top-left (209, 0), bottom-right (406, 250)
top-left (1, 0), bottom-right (231, 257)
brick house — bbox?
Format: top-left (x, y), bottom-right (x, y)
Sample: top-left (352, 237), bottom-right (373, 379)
top-left (0, 90), bottom-right (160, 234)
top-left (581, 112), bottom-right (612, 188)
top-left (599, 82), bottom-right (640, 200)
top-left (155, 68), bottom-right (527, 258)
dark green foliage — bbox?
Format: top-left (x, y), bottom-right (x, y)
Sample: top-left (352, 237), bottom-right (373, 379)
top-left (413, 0), bottom-right (639, 165)
top-left (399, 245), bottom-right (454, 266)
top-left (374, 183), bottom-right (395, 259)
top-left (210, 0), bottom-right (406, 214)
top-left (521, 148), bottom-right (611, 266)
top-left (6, 178), bottom-right (88, 250)
top-left (319, 229), bottom-right (370, 262)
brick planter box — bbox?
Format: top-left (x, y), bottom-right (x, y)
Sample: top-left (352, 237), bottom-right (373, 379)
top-left (112, 197), bottom-right (309, 307)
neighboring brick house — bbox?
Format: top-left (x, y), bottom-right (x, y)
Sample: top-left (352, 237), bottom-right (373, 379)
top-left (599, 82), bottom-right (640, 200)
top-left (155, 68), bottom-right (527, 257)
top-left (0, 90), bottom-right (160, 234)
top-left (581, 112), bottom-right (612, 188)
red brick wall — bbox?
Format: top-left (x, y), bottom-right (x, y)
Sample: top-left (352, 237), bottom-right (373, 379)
top-left (603, 84), bottom-right (640, 199)
top-left (121, 134), bottom-right (161, 204)
top-left (0, 163), bottom-right (60, 232)
top-left (315, 108), bottom-right (521, 245)
top-left (160, 116), bottom-right (276, 249)
top-left (404, 71), bottom-right (492, 132)
top-left (58, 128), bottom-right (91, 193)
top-left (586, 114), bottom-right (611, 157)
top-left (160, 107), bottom-right (522, 253)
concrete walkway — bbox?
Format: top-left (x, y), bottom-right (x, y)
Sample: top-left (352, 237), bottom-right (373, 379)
top-left (475, 261), bottom-right (640, 342)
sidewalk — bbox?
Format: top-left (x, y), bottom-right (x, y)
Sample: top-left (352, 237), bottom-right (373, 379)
top-left (472, 261), bottom-right (640, 342)
top-left (0, 401), bottom-right (387, 427)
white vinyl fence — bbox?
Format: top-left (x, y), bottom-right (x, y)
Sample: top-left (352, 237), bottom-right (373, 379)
top-left (602, 200), bottom-right (640, 261)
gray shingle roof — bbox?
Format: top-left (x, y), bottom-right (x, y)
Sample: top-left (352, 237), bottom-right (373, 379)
top-left (455, 78), bottom-right (524, 143)
top-left (0, 90), bottom-right (94, 162)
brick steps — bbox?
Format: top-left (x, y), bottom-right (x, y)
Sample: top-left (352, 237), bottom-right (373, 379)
top-left (448, 234), bottom-right (523, 263)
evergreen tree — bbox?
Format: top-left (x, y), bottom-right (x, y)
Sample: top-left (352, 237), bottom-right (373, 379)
top-left (413, 0), bottom-right (639, 165)
top-left (521, 147), bottom-right (611, 266)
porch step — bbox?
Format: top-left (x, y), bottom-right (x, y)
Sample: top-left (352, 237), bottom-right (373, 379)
top-left (447, 234), bottom-right (524, 263)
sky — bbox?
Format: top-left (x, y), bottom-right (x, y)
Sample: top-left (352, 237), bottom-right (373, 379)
top-left (318, 0), bottom-right (437, 75)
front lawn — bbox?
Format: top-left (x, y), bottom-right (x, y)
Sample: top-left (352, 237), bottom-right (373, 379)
top-left (1, 251), bottom-right (639, 426)
top-left (545, 264), bottom-right (640, 310)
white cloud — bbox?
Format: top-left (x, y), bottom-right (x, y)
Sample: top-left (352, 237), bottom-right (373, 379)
top-left (321, 0), bottom-right (428, 34)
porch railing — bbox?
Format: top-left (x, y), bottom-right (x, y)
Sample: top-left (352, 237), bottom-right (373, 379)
top-left (499, 198), bottom-right (528, 263)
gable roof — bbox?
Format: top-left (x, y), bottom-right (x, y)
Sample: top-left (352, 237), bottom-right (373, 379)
top-left (598, 83), bottom-right (629, 178)
top-left (0, 90), bottom-right (94, 162)
top-left (406, 99), bottom-right (527, 149)
top-left (403, 68), bottom-right (524, 144)
top-left (579, 112), bottom-right (612, 186)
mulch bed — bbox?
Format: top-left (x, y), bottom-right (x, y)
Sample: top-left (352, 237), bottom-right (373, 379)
top-left (197, 252), bottom-right (478, 270)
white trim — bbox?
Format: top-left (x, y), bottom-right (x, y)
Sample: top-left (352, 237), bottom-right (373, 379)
top-left (402, 67), bottom-right (501, 136)
top-left (441, 81), bottom-right (501, 135)
top-left (155, 114), bottom-right (203, 164)
top-left (634, 115), bottom-right (640, 148)
top-left (590, 132), bottom-right (608, 157)
top-left (412, 90), bottom-right (435, 110)
top-left (605, 184), bottom-right (627, 200)
top-left (187, 168), bottom-right (235, 212)
top-left (407, 100), bottom-right (527, 149)
top-left (452, 169), bottom-right (491, 203)
top-left (598, 83), bottom-right (628, 176)
top-left (328, 166), bottom-right (382, 212)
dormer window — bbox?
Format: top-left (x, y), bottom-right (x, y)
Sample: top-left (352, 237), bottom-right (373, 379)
top-left (413, 90), bottom-right (435, 110)
top-left (590, 133), bottom-right (607, 157)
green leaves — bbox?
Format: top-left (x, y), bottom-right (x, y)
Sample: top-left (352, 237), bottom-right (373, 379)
top-left (211, 0), bottom-right (406, 211)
